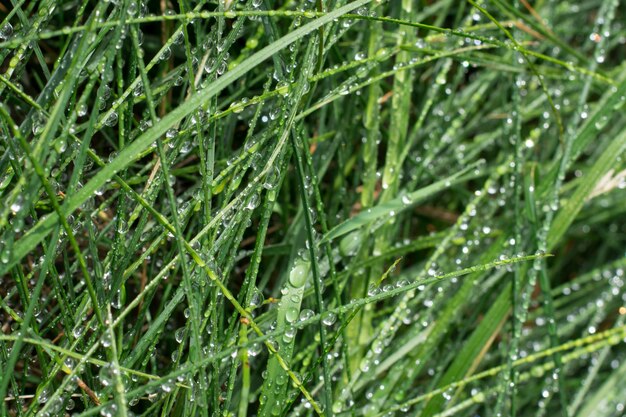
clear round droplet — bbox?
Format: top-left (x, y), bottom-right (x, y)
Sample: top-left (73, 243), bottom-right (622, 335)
top-left (0, 22), bottom-right (13, 40)
top-left (321, 312), bottom-right (337, 326)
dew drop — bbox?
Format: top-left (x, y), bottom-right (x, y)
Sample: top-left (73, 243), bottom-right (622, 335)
top-left (246, 194), bottom-right (259, 210)
top-left (321, 312), bottom-right (337, 326)
top-left (285, 307), bottom-right (298, 323)
top-left (10, 196), bottom-right (23, 214)
top-left (72, 325), bottom-right (85, 339)
top-left (299, 309), bottom-right (314, 322)
top-left (166, 128), bottom-right (177, 138)
top-left (127, 1), bottom-right (138, 15)
top-left (77, 103), bottom-right (88, 117)
top-left (248, 342), bottom-right (262, 357)
top-left (101, 332), bottom-right (112, 347)
top-left (277, 81), bottom-right (290, 97)
top-left (288, 260), bottom-right (308, 287)
top-left (161, 47), bottom-right (171, 61)
top-left (0, 22), bottom-right (13, 40)
top-left (175, 327), bottom-right (185, 344)
top-left (367, 284), bottom-right (380, 297)
top-left (37, 386), bottom-right (52, 403)
top-left (104, 112), bottom-right (118, 127)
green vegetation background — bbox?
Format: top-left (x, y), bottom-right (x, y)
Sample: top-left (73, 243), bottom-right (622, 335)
top-left (0, 0), bottom-right (625, 416)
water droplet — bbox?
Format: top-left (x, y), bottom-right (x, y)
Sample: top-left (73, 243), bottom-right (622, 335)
top-left (367, 284), bottom-right (380, 297)
top-left (0, 22), bottom-right (13, 40)
top-left (204, 58), bottom-right (217, 74)
top-left (72, 325), bottom-right (85, 339)
top-left (37, 386), bottom-right (52, 403)
top-left (166, 128), bottom-right (177, 138)
top-left (99, 363), bottom-right (118, 387)
top-left (110, 288), bottom-right (122, 308)
top-left (229, 100), bottom-right (244, 114)
top-left (10, 195), bottom-right (23, 214)
top-left (100, 403), bottom-right (118, 417)
top-left (101, 332), bottom-right (112, 347)
top-left (277, 81), bottom-right (290, 97)
top-left (127, 1), bottom-right (138, 15)
top-left (248, 342), bottom-right (262, 356)
top-left (396, 279), bottom-right (409, 288)
top-left (359, 358), bottom-right (370, 372)
top-left (285, 307), bottom-right (298, 323)
top-left (175, 327), bottom-right (185, 343)
top-left (65, 398), bottom-right (75, 411)
top-left (299, 309), bottom-right (314, 322)
top-left (216, 59), bottom-right (227, 75)
top-left (288, 261), bottom-right (308, 287)
top-left (594, 115), bottom-right (608, 130)
top-left (249, 290), bottom-right (264, 308)
top-left (32, 117), bottom-right (45, 135)
top-left (263, 166), bottom-right (280, 190)
top-left (321, 312), bottom-right (336, 326)
top-left (283, 326), bottom-right (296, 343)
top-left (246, 194), bottom-right (259, 210)
top-left (161, 47), bottom-right (171, 61)
top-left (104, 112), bottom-right (118, 127)
top-left (77, 103), bottom-right (88, 117)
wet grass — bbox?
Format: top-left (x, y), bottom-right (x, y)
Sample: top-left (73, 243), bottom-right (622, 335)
top-left (1, 0), bottom-right (625, 416)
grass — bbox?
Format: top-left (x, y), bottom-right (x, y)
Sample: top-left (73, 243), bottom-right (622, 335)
top-left (1, 0), bottom-right (625, 416)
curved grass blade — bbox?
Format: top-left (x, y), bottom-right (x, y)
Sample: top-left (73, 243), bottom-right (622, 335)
top-left (321, 161), bottom-right (481, 243)
top-left (547, 128), bottom-right (626, 249)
